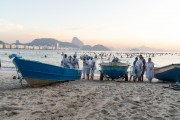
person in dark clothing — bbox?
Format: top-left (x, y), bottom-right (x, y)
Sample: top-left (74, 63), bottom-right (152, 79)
top-left (141, 57), bottom-right (146, 82)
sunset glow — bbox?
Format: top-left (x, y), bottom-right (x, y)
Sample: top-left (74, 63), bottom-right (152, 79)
top-left (0, 0), bottom-right (180, 50)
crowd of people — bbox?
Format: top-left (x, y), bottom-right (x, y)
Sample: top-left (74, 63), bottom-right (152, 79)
top-left (131, 55), bottom-right (154, 82)
top-left (60, 53), bottom-right (154, 82)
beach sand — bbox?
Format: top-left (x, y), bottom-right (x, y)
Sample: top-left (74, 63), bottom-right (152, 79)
top-left (1, 71), bottom-right (180, 120)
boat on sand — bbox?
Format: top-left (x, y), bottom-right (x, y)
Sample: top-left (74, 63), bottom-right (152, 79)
top-left (99, 61), bottom-right (129, 80)
top-left (9, 54), bottom-right (82, 87)
top-left (154, 64), bottom-right (180, 83)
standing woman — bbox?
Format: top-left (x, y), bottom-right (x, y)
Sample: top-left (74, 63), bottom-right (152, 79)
top-left (146, 58), bottom-right (154, 82)
top-left (130, 57), bottom-right (138, 81)
top-left (82, 57), bottom-right (87, 79)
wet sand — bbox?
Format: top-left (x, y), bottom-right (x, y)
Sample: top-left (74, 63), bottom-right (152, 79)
top-left (1, 71), bottom-right (180, 120)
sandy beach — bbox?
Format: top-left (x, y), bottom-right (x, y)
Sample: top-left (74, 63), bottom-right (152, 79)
top-left (1, 71), bottom-right (180, 120)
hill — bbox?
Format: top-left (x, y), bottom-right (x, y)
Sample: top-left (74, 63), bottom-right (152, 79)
top-left (72, 37), bottom-right (84, 47)
top-left (26, 38), bottom-right (110, 50)
top-left (0, 40), bottom-right (4, 44)
top-left (26, 38), bottom-right (79, 48)
top-left (82, 44), bottom-right (110, 51)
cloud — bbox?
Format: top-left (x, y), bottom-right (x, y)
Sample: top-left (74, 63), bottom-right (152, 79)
top-left (0, 19), bottom-right (24, 32)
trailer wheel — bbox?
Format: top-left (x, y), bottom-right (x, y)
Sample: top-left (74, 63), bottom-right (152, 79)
top-left (100, 73), bottom-right (104, 80)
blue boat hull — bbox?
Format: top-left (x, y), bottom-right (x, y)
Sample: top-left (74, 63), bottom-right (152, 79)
top-left (154, 64), bottom-right (180, 83)
top-left (100, 63), bottom-right (129, 80)
top-left (13, 58), bottom-right (82, 87)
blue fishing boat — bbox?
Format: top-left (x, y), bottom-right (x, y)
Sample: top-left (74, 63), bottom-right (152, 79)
top-left (99, 62), bottom-right (129, 80)
top-left (154, 64), bottom-right (180, 83)
top-left (9, 54), bottom-right (82, 87)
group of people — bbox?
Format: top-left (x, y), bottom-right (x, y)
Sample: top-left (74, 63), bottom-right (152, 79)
top-left (82, 56), bottom-right (97, 80)
top-left (61, 54), bottom-right (79, 69)
top-left (61, 54), bottom-right (97, 80)
top-left (61, 53), bottom-right (154, 82)
top-left (131, 55), bottom-right (154, 82)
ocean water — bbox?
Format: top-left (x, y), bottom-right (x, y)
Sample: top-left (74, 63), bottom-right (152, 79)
top-left (0, 49), bottom-right (180, 75)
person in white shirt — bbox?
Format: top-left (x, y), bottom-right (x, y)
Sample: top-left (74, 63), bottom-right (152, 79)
top-left (90, 56), bottom-right (96, 80)
top-left (72, 54), bottom-right (79, 69)
top-left (82, 57), bottom-right (87, 79)
top-left (135, 55), bottom-right (143, 81)
top-left (61, 54), bottom-right (69, 68)
top-left (68, 56), bottom-right (73, 68)
top-left (146, 58), bottom-right (154, 83)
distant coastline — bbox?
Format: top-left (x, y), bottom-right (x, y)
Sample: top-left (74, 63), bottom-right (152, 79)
top-left (0, 38), bottom-right (110, 51)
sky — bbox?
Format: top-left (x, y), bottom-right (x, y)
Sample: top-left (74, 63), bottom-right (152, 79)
top-left (0, 0), bottom-right (180, 50)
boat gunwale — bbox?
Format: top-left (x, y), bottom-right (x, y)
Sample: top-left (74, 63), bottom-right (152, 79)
top-left (155, 64), bottom-right (180, 70)
top-left (13, 58), bottom-right (82, 72)
top-left (19, 69), bottom-right (82, 77)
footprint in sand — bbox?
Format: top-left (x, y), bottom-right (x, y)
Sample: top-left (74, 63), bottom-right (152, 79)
top-left (0, 106), bottom-right (23, 111)
top-left (31, 111), bottom-right (43, 115)
top-left (113, 97), bottom-right (120, 101)
top-left (101, 109), bottom-right (110, 115)
top-left (169, 109), bottom-right (178, 115)
top-left (5, 111), bottom-right (19, 117)
top-left (132, 116), bottom-right (148, 120)
top-left (37, 101), bottom-right (44, 105)
top-left (153, 117), bottom-right (165, 120)
top-left (50, 103), bottom-right (56, 106)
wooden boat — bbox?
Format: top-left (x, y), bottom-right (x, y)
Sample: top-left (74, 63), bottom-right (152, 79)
top-left (154, 64), bottom-right (180, 83)
top-left (9, 54), bottom-right (82, 87)
top-left (99, 62), bottom-right (129, 80)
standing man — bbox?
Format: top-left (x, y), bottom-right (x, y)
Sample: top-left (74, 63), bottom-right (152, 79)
top-left (141, 57), bottom-right (146, 82)
top-left (61, 54), bottom-right (69, 68)
top-left (90, 56), bottom-right (97, 80)
top-left (72, 54), bottom-right (79, 69)
top-left (135, 55), bottom-right (143, 82)
top-left (86, 56), bottom-right (91, 80)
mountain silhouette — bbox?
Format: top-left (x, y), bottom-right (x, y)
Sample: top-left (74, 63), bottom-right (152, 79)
top-left (26, 38), bottom-right (79, 48)
top-left (1, 38), bottom-right (110, 51)
top-left (72, 37), bottom-right (84, 47)
top-left (82, 44), bottom-right (110, 51)
top-left (0, 40), bottom-right (4, 44)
